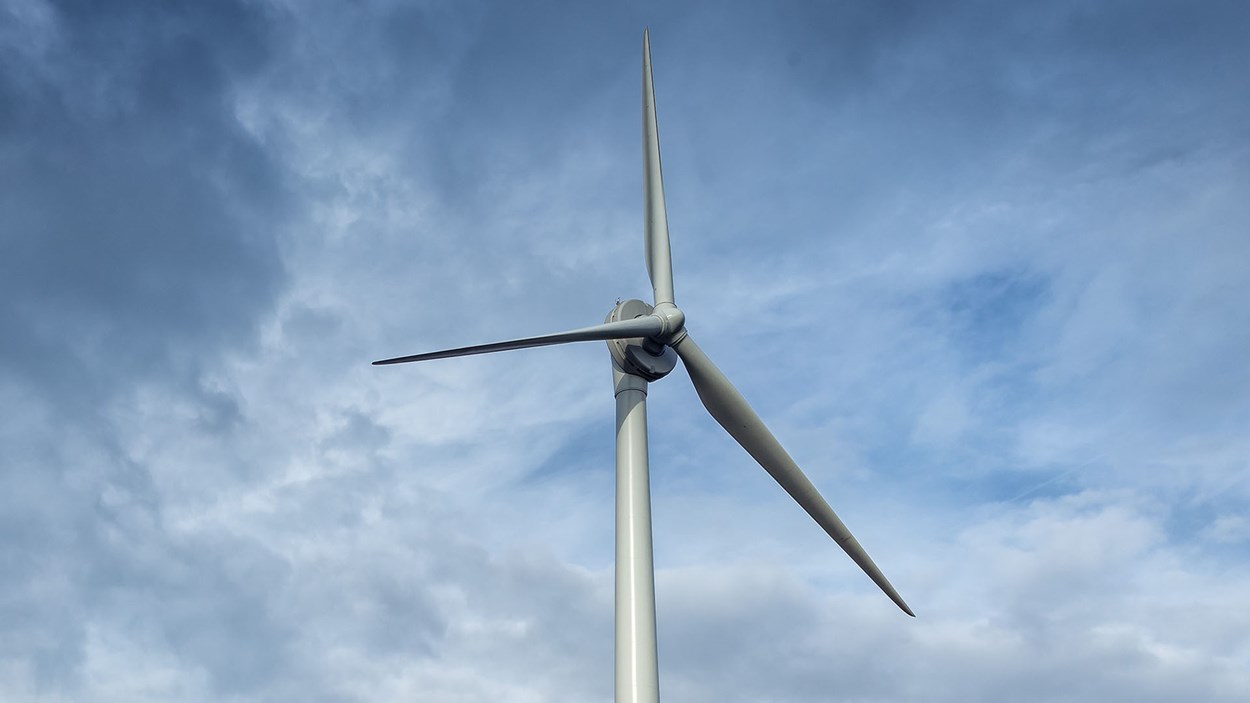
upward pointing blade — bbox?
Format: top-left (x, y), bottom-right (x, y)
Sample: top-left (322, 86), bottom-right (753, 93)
top-left (372, 316), bottom-right (664, 365)
top-left (672, 334), bottom-right (915, 616)
top-left (643, 29), bottom-right (675, 306)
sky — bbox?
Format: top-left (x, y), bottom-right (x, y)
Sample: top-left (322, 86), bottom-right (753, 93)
top-left (2, 0), bottom-right (1248, 700)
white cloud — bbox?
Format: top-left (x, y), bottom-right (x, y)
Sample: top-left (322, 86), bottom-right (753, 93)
top-left (3, 2), bottom-right (1248, 701)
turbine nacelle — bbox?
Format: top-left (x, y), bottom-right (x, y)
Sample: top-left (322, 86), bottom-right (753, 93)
top-left (605, 299), bottom-right (680, 382)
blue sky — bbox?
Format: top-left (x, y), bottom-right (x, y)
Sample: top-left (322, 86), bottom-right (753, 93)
top-left (2, 1), bottom-right (1248, 700)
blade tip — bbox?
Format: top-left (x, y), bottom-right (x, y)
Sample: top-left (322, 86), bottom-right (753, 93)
top-left (893, 597), bottom-right (915, 617)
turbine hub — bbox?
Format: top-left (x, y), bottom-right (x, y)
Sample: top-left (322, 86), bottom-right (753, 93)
top-left (605, 299), bottom-right (678, 381)
top-left (651, 302), bottom-right (687, 344)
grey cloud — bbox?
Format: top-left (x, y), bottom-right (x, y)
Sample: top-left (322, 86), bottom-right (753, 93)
top-left (1, 0), bottom-right (293, 696)
top-left (650, 492), bottom-right (1249, 703)
top-left (0, 0), bottom-right (289, 408)
top-left (4, 1), bottom-right (1249, 701)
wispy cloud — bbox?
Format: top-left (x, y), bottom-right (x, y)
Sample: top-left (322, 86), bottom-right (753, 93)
top-left (2, 1), bottom-right (1247, 700)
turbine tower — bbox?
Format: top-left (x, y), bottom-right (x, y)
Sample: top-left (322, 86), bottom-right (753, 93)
top-left (374, 29), bottom-right (912, 703)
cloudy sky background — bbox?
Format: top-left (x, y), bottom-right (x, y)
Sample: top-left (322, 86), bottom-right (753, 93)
top-left (3, 0), bottom-right (1248, 700)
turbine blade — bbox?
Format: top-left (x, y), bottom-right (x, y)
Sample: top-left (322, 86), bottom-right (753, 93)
top-left (373, 316), bottom-right (664, 366)
top-left (643, 29), bottom-right (675, 306)
top-left (672, 334), bottom-right (915, 616)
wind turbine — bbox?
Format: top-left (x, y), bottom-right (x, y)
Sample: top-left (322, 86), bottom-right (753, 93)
top-left (374, 29), bottom-right (912, 703)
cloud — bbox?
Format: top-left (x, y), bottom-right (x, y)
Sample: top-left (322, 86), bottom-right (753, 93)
top-left (0, 0), bottom-right (292, 694)
top-left (2, 1), bottom-right (1248, 701)
top-left (0, 0), bottom-right (289, 410)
